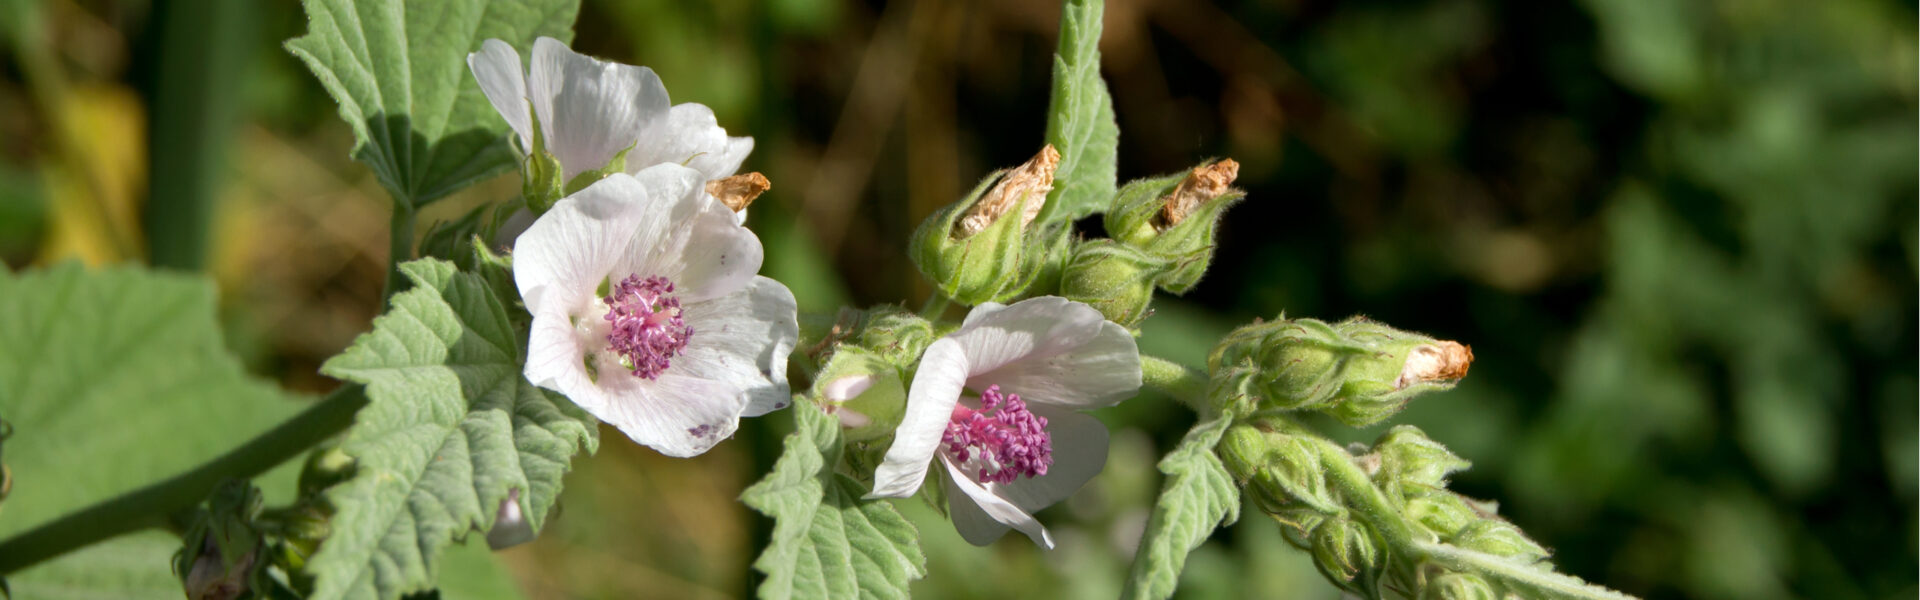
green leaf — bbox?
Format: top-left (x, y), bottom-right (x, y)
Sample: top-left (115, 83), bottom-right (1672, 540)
top-left (742, 400), bottom-right (926, 600)
top-left (0, 264), bottom-right (304, 593)
top-left (307, 258), bottom-right (597, 600)
top-left (1039, 0), bottom-right (1120, 224)
top-left (1123, 413), bottom-right (1242, 600)
top-left (287, 0), bottom-right (580, 207)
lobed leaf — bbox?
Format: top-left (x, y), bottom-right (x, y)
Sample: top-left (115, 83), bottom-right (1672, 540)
top-left (742, 400), bottom-right (926, 600)
top-left (1122, 413), bottom-right (1242, 600)
top-left (287, 0), bottom-right (579, 207)
top-left (307, 258), bottom-right (597, 600)
top-left (0, 264), bottom-right (304, 593)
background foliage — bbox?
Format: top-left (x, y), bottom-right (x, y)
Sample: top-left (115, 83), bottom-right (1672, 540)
top-left (0, 0), bottom-right (1912, 598)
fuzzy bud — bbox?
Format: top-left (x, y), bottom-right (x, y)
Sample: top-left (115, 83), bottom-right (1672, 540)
top-left (707, 172), bottom-right (771, 213)
top-left (1310, 516), bottom-right (1386, 595)
top-left (812, 347), bottom-right (909, 442)
top-left (1104, 159), bottom-right (1245, 294)
top-left (175, 481), bottom-right (266, 600)
top-left (911, 147), bottom-right (1068, 304)
top-left (848, 305), bottom-right (938, 366)
top-left (1059, 240), bottom-right (1166, 327)
top-left (486, 489), bottom-right (537, 550)
top-left (1422, 573), bottom-right (1498, 600)
top-left (1208, 316), bottom-right (1473, 426)
top-left (1450, 518), bottom-right (1551, 565)
top-left (1369, 426), bottom-right (1472, 500)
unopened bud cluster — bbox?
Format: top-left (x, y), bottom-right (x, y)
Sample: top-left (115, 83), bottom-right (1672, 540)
top-left (175, 480), bottom-right (269, 600)
top-left (1217, 420), bottom-right (1550, 598)
top-left (1063, 160), bottom-right (1246, 327)
top-left (1207, 316), bottom-right (1472, 425)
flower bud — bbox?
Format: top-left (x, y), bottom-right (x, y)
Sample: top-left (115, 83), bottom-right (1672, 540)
top-left (811, 347), bottom-right (908, 442)
top-left (1422, 573), bottom-right (1498, 600)
top-left (1403, 488), bottom-right (1479, 541)
top-left (1058, 240), bottom-right (1167, 327)
top-left (1449, 518), bottom-right (1551, 565)
top-left (849, 305), bottom-right (937, 366)
top-left (1310, 516), bottom-right (1386, 595)
top-left (486, 488), bottom-right (537, 550)
top-left (1369, 426), bottom-right (1471, 500)
top-left (176, 481), bottom-right (266, 600)
top-left (1211, 316), bottom-right (1473, 426)
top-left (910, 146), bottom-right (1066, 305)
top-left (1104, 159), bottom-right (1245, 294)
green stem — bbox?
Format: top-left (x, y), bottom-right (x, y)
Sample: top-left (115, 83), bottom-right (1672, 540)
top-left (1140, 355), bottom-right (1208, 413)
top-left (0, 385), bottom-right (368, 576)
top-left (1419, 542), bottom-right (1637, 600)
top-left (917, 292), bottom-right (951, 320)
top-left (382, 202), bottom-right (416, 306)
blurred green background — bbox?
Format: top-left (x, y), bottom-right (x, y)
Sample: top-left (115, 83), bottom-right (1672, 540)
top-left (1, 0), bottom-right (1914, 598)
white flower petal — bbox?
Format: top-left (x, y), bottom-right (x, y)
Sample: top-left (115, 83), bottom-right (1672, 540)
top-left (989, 408), bottom-right (1109, 513)
top-left (529, 37), bottom-right (670, 180)
top-left (971, 319), bottom-right (1140, 409)
top-left (941, 457), bottom-right (1053, 549)
top-left (522, 286), bottom-right (596, 398)
top-left (960, 302), bottom-right (1008, 327)
top-left (469, 39), bottom-right (532, 150)
top-left (869, 337), bottom-right (970, 498)
top-left (596, 164), bottom-right (760, 303)
top-left (677, 276), bottom-right (798, 417)
top-left (512, 173), bottom-right (681, 312)
top-left (629, 103), bottom-right (751, 180)
top-left (592, 370), bottom-right (747, 457)
top-left (948, 297), bottom-right (1107, 382)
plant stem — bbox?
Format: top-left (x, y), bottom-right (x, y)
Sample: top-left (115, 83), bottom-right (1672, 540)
top-left (1419, 542), bottom-right (1638, 600)
top-left (0, 385), bottom-right (368, 576)
top-left (917, 292), bottom-right (951, 320)
top-left (382, 202), bottom-right (416, 305)
top-left (1140, 355), bottom-right (1208, 413)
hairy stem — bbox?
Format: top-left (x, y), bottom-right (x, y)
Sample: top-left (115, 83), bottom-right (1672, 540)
top-left (0, 385), bottom-right (368, 575)
top-left (1420, 542), bottom-right (1638, 600)
top-left (1140, 355), bottom-right (1208, 413)
top-left (917, 292), bottom-right (951, 320)
top-left (382, 202), bottom-right (417, 306)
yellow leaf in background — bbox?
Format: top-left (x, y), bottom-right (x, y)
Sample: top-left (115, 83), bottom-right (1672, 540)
top-left (38, 84), bottom-right (146, 266)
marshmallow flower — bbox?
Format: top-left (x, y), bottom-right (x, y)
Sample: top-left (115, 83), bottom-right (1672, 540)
top-left (869, 297), bottom-right (1141, 548)
top-left (468, 37), bottom-right (753, 184)
top-left (515, 164), bottom-right (797, 457)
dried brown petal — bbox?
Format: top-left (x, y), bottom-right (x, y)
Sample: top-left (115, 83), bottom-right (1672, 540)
top-left (1394, 341), bottom-right (1474, 388)
top-left (706, 172), bottom-right (771, 212)
top-left (1158, 158), bottom-right (1240, 229)
top-left (955, 145), bottom-right (1060, 238)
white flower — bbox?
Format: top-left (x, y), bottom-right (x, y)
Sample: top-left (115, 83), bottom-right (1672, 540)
top-left (514, 164), bottom-right (797, 457)
top-left (468, 36), bottom-right (753, 184)
top-left (868, 297), bottom-right (1141, 548)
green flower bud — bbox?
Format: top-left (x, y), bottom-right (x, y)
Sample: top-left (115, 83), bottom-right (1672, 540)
top-left (849, 305), bottom-right (937, 366)
top-left (1403, 488), bottom-right (1478, 541)
top-left (1422, 573), bottom-right (1499, 600)
top-left (1059, 240), bottom-right (1168, 327)
top-left (910, 146), bottom-right (1065, 305)
top-left (1450, 518), bottom-right (1552, 565)
top-left (1210, 316), bottom-right (1474, 426)
top-left (1268, 505), bottom-right (1333, 550)
top-left (1310, 516), bottom-right (1386, 595)
top-left (812, 347), bottom-right (909, 442)
top-left (1104, 159), bottom-right (1244, 294)
top-left (1219, 419), bottom-right (1343, 519)
top-left (520, 109), bottom-right (567, 213)
top-left (175, 480), bottom-right (267, 600)
top-left (1370, 425), bottom-right (1471, 500)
